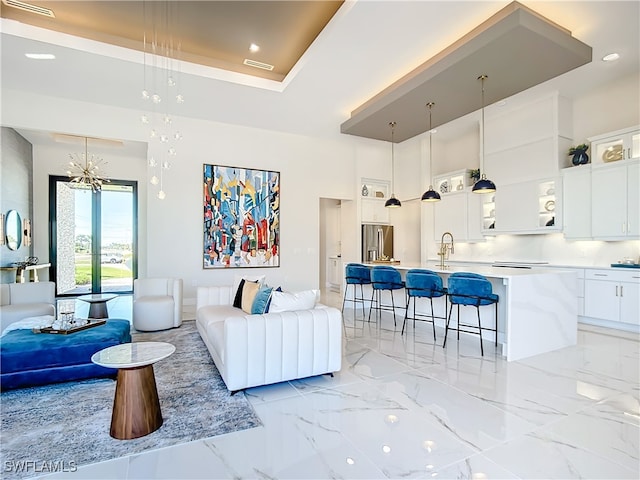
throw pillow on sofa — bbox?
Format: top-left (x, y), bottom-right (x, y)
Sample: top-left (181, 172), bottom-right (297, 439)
top-left (251, 286), bottom-right (273, 314)
top-left (232, 276), bottom-right (264, 308)
top-left (269, 289), bottom-right (319, 313)
top-left (232, 274), bottom-right (265, 300)
top-left (241, 281), bottom-right (261, 314)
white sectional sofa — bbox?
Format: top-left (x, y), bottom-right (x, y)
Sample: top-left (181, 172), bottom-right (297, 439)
top-left (196, 285), bottom-right (343, 392)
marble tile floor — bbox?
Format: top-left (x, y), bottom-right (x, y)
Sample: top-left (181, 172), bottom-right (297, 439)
top-left (38, 292), bottom-right (639, 479)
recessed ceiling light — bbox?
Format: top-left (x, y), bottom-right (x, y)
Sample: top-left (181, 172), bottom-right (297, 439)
top-left (25, 53), bottom-right (56, 60)
top-left (2, 0), bottom-right (55, 17)
top-left (602, 53), bottom-right (620, 62)
top-left (249, 43), bottom-right (260, 53)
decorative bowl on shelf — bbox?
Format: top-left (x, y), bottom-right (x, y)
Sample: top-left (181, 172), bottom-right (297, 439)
top-left (544, 200), bottom-right (555, 212)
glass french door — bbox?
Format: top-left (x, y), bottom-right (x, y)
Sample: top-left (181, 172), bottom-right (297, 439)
top-left (50, 176), bottom-right (137, 296)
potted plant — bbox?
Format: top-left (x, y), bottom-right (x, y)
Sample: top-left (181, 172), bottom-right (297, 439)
top-left (568, 143), bottom-right (589, 165)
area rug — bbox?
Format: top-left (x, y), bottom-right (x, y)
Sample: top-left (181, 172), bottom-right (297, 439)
top-left (0, 320), bottom-right (262, 479)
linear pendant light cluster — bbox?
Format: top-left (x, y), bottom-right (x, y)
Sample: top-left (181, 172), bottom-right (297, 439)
top-left (386, 75), bottom-right (497, 208)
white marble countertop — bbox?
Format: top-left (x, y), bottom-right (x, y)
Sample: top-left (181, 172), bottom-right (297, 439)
top-left (363, 262), bottom-right (575, 279)
top-left (418, 258), bottom-right (640, 272)
top-left (91, 342), bottom-right (175, 369)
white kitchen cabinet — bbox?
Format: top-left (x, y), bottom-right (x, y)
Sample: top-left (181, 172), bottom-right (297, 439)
top-left (484, 92), bottom-right (572, 185)
top-left (466, 192), bottom-right (485, 242)
top-left (562, 165), bottom-right (592, 239)
top-left (361, 178), bottom-right (390, 224)
top-left (591, 161), bottom-right (639, 239)
top-left (433, 191), bottom-right (467, 241)
top-left (589, 126), bottom-right (640, 164)
top-left (361, 199), bottom-right (389, 224)
top-left (327, 256), bottom-right (342, 292)
top-left (491, 178), bottom-right (560, 234)
top-left (584, 269), bottom-right (640, 326)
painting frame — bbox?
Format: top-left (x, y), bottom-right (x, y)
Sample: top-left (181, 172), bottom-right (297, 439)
top-left (203, 164), bottom-right (280, 269)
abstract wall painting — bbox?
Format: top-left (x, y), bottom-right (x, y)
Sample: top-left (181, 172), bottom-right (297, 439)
top-left (203, 164), bottom-right (280, 268)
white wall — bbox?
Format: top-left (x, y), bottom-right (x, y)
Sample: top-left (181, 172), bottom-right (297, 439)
top-left (4, 90), bottom-right (384, 303)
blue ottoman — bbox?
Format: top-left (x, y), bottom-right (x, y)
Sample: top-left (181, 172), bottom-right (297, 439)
top-left (0, 319), bottom-right (131, 390)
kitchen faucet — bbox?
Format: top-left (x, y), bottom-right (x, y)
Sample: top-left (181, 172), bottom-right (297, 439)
top-left (438, 231), bottom-right (454, 268)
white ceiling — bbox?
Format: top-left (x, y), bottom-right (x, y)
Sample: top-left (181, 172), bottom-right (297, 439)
top-left (2, 1), bottom-right (639, 152)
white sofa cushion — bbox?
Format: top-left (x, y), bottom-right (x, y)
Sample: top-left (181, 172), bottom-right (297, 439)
top-left (269, 289), bottom-right (318, 313)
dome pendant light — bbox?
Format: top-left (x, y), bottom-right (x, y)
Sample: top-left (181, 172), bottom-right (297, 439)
top-left (385, 121), bottom-right (402, 208)
top-left (472, 74), bottom-right (497, 194)
top-left (421, 102), bottom-right (441, 202)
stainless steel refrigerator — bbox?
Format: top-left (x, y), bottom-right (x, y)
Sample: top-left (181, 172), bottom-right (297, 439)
top-left (361, 224), bottom-right (394, 262)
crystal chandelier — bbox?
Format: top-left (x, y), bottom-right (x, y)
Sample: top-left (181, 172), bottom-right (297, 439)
top-left (67, 137), bottom-right (109, 192)
top-left (140, 0), bottom-right (183, 200)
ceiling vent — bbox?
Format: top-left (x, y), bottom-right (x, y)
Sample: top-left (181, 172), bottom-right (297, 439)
top-left (243, 59), bottom-right (274, 71)
top-left (2, 0), bottom-right (55, 17)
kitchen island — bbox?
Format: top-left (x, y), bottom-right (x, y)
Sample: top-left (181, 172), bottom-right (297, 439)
top-left (356, 262), bottom-right (577, 362)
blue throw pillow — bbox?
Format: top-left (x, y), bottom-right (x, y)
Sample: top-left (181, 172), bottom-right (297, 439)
top-left (251, 286), bottom-right (273, 314)
top-left (251, 286), bottom-right (282, 314)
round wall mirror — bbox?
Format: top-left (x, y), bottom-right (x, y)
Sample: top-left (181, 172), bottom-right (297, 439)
top-left (5, 210), bottom-right (22, 251)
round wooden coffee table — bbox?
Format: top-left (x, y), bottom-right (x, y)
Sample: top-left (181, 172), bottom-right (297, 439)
top-left (91, 341), bottom-right (175, 440)
top-left (78, 293), bottom-right (117, 319)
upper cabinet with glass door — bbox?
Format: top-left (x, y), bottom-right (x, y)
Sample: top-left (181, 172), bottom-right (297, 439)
top-left (589, 126), bottom-right (640, 165)
top-left (361, 178), bottom-right (390, 224)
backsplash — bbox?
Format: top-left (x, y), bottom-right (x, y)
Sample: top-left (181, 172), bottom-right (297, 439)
top-left (449, 234), bottom-right (640, 267)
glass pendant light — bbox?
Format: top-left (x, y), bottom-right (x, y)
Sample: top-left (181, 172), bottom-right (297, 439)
top-left (385, 121), bottom-right (402, 208)
top-left (421, 102), bottom-right (441, 202)
top-left (472, 74), bottom-right (497, 194)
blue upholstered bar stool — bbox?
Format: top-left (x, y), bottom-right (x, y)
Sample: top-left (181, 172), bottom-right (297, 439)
top-left (341, 263), bottom-right (371, 321)
top-left (368, 266), bottom-right (405, 326)
top-left (443, 272), bottom-right (499, 356)
top-left (403, 269), bottom-right (447, 338)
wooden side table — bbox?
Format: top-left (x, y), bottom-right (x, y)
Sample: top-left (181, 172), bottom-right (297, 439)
top-left (91, 342), bottom-right (175, 440)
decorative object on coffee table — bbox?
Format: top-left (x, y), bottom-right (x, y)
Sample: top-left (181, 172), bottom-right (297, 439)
top-left (78, 293), bottom-right (117, 319)
top-left (91, 341), bottom-right (175, 440)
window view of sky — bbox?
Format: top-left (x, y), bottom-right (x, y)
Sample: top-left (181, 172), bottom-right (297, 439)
top-left (74, 185), bottom-right (133, 248)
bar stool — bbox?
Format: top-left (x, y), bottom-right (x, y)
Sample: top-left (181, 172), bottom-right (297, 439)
top-left (403, 269), bottom-right (447, 338)
top-left (443, 272), bottom-right (499, 356)
top-left (368, 266), bottom-right (405, 326)
top-left (341, 263), bottom-right (371, 321)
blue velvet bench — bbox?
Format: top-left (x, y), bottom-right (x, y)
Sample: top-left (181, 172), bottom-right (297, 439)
top-left (0, 319), bottom-right (131, 390)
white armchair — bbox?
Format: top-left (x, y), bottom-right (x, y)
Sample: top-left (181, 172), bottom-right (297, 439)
top-left (133, 278), bottom-right (183, 331)
top-left (0, 281), bottom-right (56, 333)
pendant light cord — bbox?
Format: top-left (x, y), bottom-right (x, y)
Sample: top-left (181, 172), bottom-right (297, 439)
top-left (479, 74), bottom-right (487, 176)
top-left (390, 121), bottom-right (396, 195)
top-left (427, 102), bottom-right (434, 188)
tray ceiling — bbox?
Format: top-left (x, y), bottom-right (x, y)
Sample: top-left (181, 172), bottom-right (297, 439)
top-left (340, 1), bottom-right (592, 143)
top-left (0, 0), bottom-right (343, 82)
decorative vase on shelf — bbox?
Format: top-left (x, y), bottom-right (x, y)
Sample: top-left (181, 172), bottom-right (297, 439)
top-left (572, 152), bottom-right (589, 166)
top-left (361, 184), bottom-right (369, 196)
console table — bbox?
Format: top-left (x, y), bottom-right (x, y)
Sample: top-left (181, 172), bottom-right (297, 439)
top-left (0, 263), bottom-right (51, 283)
